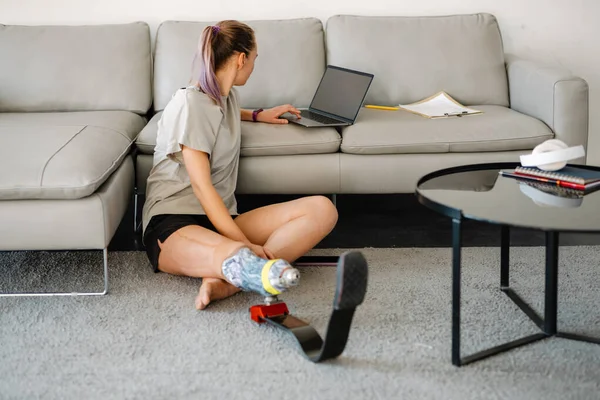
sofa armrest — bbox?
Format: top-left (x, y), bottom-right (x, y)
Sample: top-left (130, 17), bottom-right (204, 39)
top-left (506, 55), bottom-right (589, 163)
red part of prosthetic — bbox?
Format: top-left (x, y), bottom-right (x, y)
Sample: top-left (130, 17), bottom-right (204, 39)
top-left (249, 302), bottom-right (289, 323)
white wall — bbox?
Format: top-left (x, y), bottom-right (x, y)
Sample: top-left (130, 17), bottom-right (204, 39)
top-left (2, 0), bottom-right (599, 163)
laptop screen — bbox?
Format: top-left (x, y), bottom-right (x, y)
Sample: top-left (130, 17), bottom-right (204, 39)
top-left (310, 66), bottom-right (373, 121)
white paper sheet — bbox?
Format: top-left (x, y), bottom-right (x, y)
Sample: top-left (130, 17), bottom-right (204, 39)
top-left (398, 92), bottom-right (482, 118)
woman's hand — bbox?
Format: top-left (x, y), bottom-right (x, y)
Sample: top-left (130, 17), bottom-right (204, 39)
top-left (257, 104), bottom-right (301, 124)
top-left (246, 243), bottom-right (275, 260)
top-left (263, 246), bottom-right (276, 260)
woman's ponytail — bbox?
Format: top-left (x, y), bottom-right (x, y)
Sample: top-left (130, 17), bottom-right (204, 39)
top-left (194, 25), bottom-right (224, 107)
top-left (191, 21), bottom-right (255, 108)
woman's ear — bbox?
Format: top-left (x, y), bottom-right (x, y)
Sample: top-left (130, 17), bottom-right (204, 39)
top-left (237, 52), bottom-right (246, 70)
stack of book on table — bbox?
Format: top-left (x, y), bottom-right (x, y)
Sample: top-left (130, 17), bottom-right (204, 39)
top-left (500, 166), bottom-right (600, 201)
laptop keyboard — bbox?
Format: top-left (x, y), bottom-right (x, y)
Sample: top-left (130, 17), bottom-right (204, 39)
top-left (301, 110), bottom-right (343, 125)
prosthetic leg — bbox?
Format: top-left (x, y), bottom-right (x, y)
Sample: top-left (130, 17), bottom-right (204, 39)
top-left (249, 251), bottom-right (368, 362)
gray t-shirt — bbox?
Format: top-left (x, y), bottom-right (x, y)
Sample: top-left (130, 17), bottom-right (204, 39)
top-left (142, 86), bottom-right (241, 233)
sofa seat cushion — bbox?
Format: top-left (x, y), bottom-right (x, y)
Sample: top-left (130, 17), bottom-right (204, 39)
top-left (136, 112), bottom-right (341, 156)
top-left (340, 106), bottom-right (553, 155)
top-left (0, 111), bottom-right (145, 200)
top-left (134, 112), bottom-right (162, 154)
top-left (239, 121), bottom-right (341, 156)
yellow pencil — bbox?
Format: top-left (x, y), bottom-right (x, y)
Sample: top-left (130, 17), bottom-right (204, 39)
top-left (365, 105), bottom-right (399, 111)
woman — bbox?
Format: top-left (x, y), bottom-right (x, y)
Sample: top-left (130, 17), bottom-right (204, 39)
top-left (142, 20), bottom-right (338, 310)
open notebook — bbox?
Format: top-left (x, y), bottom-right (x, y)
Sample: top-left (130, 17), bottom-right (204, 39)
top-left (398, 91), bottom-right (482, 119)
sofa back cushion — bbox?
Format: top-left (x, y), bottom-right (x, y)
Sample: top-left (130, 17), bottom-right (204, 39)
top-left (0, 22), bottom-right (152, 114)
top-left (153, 18), bottom-right (326, 111)
top-left (326, 13), bottom-right (508, 107)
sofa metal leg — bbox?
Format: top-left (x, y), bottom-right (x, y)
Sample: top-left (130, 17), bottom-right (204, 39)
top-left (0, 248), bottom-right (109, 297)
top-left (134, 192), bottom-right (138, 232)
top-left (133, 192), bottom-right (145, 233)
top-left (134, 192), bottom-right (140, 233)
top-left (331, 194), bottom-right (337, 207)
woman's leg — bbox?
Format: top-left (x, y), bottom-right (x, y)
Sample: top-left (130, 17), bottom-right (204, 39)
top-left (184, 196), bottom-right (336, 308)
top-left (234, 195), bottom-right (338, 262)
top-left (157, 226), bottom-right (246, 278)
top-left (156, 225), bottom-right (246, 310)
top-left (156, 224), bottom-right (299, 310)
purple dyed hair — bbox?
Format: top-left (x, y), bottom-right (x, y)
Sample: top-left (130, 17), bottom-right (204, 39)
top-left (191, 21), bottom-right (255, 108)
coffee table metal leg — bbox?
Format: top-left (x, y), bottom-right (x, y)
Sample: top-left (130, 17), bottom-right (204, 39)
top-left (500, 225), bottom-right (510, 288)
top-left (454, 223), bottom-right (547, 367)
top-left (455, 227), bottom-right (599, 367)
top-left (556, 332), bottom-right (600, 344)
top-left (452, 218), bottom-right (462, 366)
top-left (548, 230), bottom-right (600, 344)
top-left (500, 225), bottom-right (545, 329)
top-left (544, 231), bottom-right (559, 335)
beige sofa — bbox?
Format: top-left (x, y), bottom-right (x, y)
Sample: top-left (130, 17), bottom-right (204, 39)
top-left (0, 22), bottom-right (152, 295)
top-left (0, 13), bottom-right (589, 295)
top-left (134, 14), bottom-right (588, 228)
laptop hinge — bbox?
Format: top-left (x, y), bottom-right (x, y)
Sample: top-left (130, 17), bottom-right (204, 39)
top-left (309, 108), bottom-right (354, 124)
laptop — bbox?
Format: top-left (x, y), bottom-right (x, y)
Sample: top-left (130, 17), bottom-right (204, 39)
top-left (280, 65), bottom-right (374, 127)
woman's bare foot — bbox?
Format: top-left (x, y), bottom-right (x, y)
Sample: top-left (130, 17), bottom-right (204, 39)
top-left (195, 278), bottom-right (241, 310)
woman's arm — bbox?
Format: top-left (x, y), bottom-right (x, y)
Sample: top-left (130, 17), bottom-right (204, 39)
top-left (240, 105), bottom-right (301, 124)
top-left (181, 145), bottom-right (249, 244)
top-left (241, 109), bottom-right (254, 122)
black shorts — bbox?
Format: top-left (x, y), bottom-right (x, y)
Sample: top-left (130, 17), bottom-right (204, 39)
top-left (143, 214), bottom-right (220, 273)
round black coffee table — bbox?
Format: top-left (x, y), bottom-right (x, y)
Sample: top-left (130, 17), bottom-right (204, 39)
top-left (415, 162), bottom-right (600, 367)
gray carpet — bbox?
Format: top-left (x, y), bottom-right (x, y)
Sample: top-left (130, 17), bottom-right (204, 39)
top-left (1, 246), bottom-right (599, 400)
